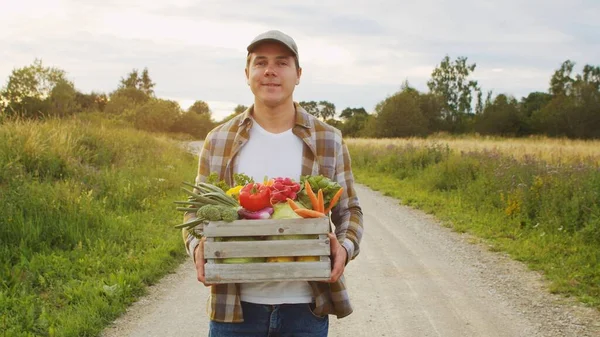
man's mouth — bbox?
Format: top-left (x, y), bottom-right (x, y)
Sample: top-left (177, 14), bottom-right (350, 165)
top-left (262, 83), bottom-right (280, 87)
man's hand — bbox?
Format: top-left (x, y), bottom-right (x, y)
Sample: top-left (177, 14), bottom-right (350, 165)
top-left (194, 238), bottom-right (213, 287)
top-left (326, 232), bottom-right (348, 283)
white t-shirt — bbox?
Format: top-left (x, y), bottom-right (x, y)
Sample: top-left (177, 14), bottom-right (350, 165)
top-left (234, 119), bottom-right (313, 304)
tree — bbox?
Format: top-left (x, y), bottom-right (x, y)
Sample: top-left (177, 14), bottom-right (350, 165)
top-left (317, 100), bottom-right (336, 120)
top-left (520, 92), bottom-right (552, 134)
top-left (47, 79), bottom-right (79, 117)
top-left (549, 60), bottom-right (575, 96)
top-left (234, 104), bottom-right (248, 114)
top-left (132, 99), bottom-right (181, 133)
top-left (577, 65), bottom-right (600, 90)
top-left (171, 111), bottom-right (215, 139)
top-left (340, 107), bottom-right (367, 120)
top-left (75, 91), bottom-right (108, 112)
top-left (535, 61), bottom-right (600, 138)
top-left (475, 94), bottom-right (522, 136)
top-left (372, 88), bottom-right (428, 138)
top-left (188, 100), bottom-right (211, 116)
top-left (427, 55), bottom-right (481, 133)
top-left (120, 70), bottom-right (140, 90)
top-left (299, 100), bottom-right (336, 120)
top-left (140, 68), bottom-right (155, 96)
top-left (219, 104), bottom-right (248, 124)
top-left (418, 93), bottom-right (444, 133)
top-left (118, 67), bottom-right (155, 96)
top-left (299, 101), bottom-right (319, 117)
top-left (570, 79), bottom-right (600, 138)
top-left (531, 95), bottom-right (573, 137)
top-left (339, 111), bottom-right (370, 138)
top-left (0, 59), bottom-right (72, 118)
top-left (104, 87), bottom-right (150, 115)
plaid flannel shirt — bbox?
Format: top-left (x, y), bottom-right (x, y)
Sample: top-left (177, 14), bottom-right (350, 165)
top-left (184, 102), bottom-right (364, 323)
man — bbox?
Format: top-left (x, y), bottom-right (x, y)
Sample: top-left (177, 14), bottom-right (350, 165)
top-left (184, 29), bottom-right (363, 336)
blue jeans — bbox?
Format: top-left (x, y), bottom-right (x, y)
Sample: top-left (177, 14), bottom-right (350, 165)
top-left (208, 301), bottom-right (329, 337)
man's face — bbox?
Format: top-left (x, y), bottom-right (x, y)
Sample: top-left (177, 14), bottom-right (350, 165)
top-left (245, 42), bottom-right (302, 109)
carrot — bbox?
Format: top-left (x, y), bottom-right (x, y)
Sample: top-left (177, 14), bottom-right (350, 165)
top-left (317, 189), bottom-right (324, 213)
top-left (286, 198), bottom-right (300, 210)
top-left (304, 180), bottom-right (319, 210)
top-left (294, 208), bottom-right (326, 218)
top-left (324, 187), bottom-right (344, 214)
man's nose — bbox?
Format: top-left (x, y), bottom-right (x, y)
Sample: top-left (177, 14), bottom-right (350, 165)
top-left (264, 66), bottom-right (276, 76)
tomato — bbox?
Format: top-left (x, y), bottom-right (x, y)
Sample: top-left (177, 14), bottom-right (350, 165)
top-left (239, 183), bottom-right (272, 212)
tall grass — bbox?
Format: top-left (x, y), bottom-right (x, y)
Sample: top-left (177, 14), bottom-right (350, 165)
top-left (0, 117), bottom-right (198, 336)
top-left (347, 135), bottom-right (600, 164)
top-left (348, 139), bottom-right (600, 309)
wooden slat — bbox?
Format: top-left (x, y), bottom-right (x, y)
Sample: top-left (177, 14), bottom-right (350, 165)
top-left (205, 261), bottom-right (331, 283)
top-left (204, 239), bottom-right (330, 258)
top-left (203, 217), bottom-right (330, 237)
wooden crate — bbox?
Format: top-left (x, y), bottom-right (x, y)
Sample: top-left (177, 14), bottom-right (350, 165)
top-left (203, 217), bottom-right (331, 283)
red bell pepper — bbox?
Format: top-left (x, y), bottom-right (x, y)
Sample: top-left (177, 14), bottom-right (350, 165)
top-left (239, 183), bottom-right (272, 212)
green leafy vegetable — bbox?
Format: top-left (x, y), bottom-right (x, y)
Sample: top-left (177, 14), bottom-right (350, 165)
top-left (298, 175), bottom-right (342, 210)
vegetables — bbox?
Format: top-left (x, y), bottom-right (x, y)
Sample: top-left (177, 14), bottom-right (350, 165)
top-left (294, 208), bottom-right (326, 218)
top-left (317, 190), bottom-right (324, 213)
top-left (271, 202), bottom-right (302, 219)
top-left (286, 198), bottom-right (300, 211)
top-left (238, 206), bottom-right (274, 220)
top-left (268, 198), bottom-right (315, 263)
top-left (181, 181), bottom-right (239, 208)
top-left (324, 187), bottom-right (344, 213)
top-left (298, 175), bottom-right (342, 212)
top-left (199, 204), bottom-right (239, 222)
top-left (225, 185), bottom-right (243, 200)
top-left (239, 183), bottom-right (271, 212)
top-left (174, 174), bottom-right (343, 258)
top-left (198, 204), bottom-right (222, 221)
top-left (293, 179), bottom-right (342, 218)
top-left (174, 181), bottom-right (241, 230)
top-left (206, 172), bottom-right (254, 193)
top-left (268, 177), bottom-right (301, 204)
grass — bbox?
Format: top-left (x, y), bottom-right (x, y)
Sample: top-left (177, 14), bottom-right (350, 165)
top-left (0, 116), bottom-right (199, 336)
top-left (347, 134), bottom-right (600, 165)
top-left (348, 138), bottom-right (600, 310)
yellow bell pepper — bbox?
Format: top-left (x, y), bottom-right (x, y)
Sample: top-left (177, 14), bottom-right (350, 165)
top-left (226, 185), bottom-right (243, 200)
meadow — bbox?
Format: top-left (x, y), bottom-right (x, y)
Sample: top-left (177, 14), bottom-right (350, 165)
top-left (0, 116), bottom-right (198, 336)
top-left (346, 136), bottom-right (600, 309)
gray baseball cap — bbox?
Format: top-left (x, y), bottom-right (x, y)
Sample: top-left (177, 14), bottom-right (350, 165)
top-left (247, 30), bottom-right (299, 60)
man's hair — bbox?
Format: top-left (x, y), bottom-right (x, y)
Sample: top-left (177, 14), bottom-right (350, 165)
top-left (246, 53), bottom-right (300, 71)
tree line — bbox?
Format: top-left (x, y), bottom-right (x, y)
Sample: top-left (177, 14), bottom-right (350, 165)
top-left (1, 57), bottom-right (598, 139)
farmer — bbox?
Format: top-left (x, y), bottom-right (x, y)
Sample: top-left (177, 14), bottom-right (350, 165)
top-left (184, 29), bottom-right (364, 336)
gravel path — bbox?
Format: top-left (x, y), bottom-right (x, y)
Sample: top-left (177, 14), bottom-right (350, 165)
top-left (100, 141), bottom-right (600, 337)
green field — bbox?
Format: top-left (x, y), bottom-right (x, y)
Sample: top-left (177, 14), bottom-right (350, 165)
top-left (347, 137), bottom-right (600, 309)
top-left (0, 117), bottom-right (197, 336)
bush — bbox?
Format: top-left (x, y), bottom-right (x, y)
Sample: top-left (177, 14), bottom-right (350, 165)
top-left (170, 111), bottom-right (215, 139)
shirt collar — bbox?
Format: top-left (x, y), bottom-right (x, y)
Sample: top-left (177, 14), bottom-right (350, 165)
top-left (237, 102), bottom-right (313, 130)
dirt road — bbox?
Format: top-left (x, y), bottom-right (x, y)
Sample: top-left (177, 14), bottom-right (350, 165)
top-left (101, 142), bottom-right (600, 337)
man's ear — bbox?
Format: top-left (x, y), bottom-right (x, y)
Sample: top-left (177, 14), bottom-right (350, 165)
top-left (296, 67), bottom-right (302, 85)
top-left (245, 68), bottom-right (250, 85)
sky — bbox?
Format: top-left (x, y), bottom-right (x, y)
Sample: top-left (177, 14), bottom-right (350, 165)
top-left (1, 0), bottom-right (599, 121)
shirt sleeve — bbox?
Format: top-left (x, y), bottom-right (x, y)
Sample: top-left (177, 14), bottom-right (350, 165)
top-left (330, 139), bottom-right (363, 264)
top-left (183, 136), bottom-right (213, 262)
